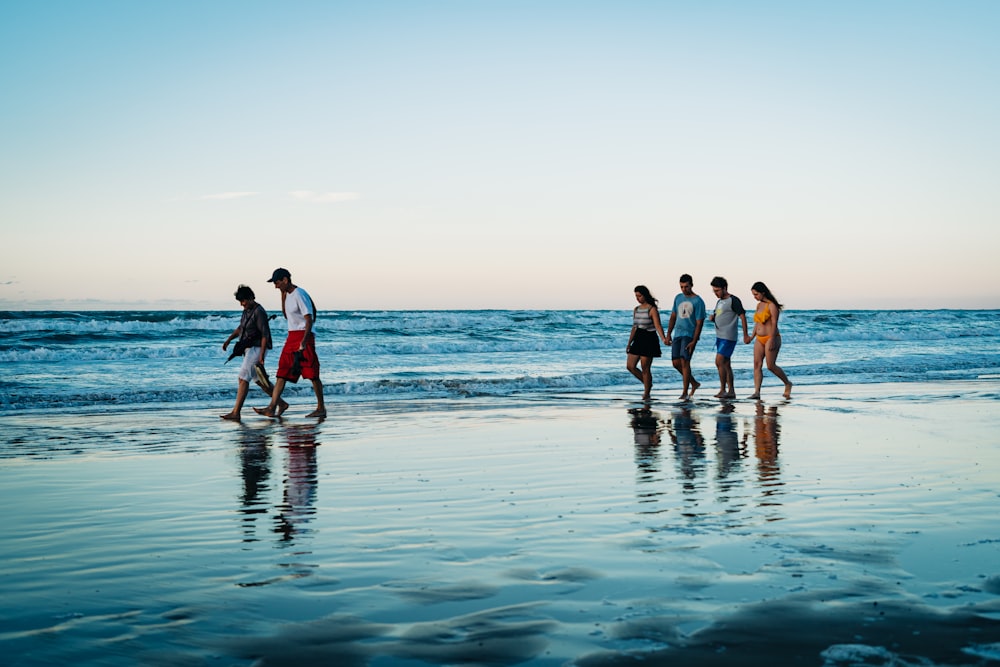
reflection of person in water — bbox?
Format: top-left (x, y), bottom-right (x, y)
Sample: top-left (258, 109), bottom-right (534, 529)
top-left (236, 425), bottom-right (273, 543)
top-left (629, 407), bottom-right (664, 489)
top-left (629, 407), bottom-right (663, 447)
top-left (666, 407), bottom-right (705, 486)
top-left (713, 403), bottom-right (743, 480)
top-left (274, 424), bottom-right (320, 543)
top-left (750, 402), bottom-right (782, 518)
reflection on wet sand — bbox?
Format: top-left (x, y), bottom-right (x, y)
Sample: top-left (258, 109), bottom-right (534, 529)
top-left (667, 407), bottom-right (705, 493)
top-left (628, 401), bottom-right (785, 527)
top-left (233, 421), bottom-right (321, 587)
top-left (236, 425), bottom-right (272, 543)
top-left (629, 407), bottom-right (665, 509)
top-left (750, 402), bottom-right (783, 520)
top-left (274, 423), bottom-right (320, 543)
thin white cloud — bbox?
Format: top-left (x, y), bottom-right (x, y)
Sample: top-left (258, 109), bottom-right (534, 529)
top-left (289, 190), bottom-right (360, 203)
top-left (199, 192), bottom-right (259, 200)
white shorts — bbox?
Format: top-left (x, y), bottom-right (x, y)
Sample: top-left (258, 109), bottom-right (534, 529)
top-left (237, 346), bottom-right (262, 382)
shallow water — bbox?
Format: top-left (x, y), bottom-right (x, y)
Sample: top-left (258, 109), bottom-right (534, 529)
top-left (2, 383), bottom-right (1000, 665)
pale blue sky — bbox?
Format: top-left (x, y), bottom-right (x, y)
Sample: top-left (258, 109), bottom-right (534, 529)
top-left (2, 1), bottom-right (998, 310)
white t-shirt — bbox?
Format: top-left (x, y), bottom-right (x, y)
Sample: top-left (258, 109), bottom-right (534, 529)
top-left (285, 287), bottom-right (315, 332)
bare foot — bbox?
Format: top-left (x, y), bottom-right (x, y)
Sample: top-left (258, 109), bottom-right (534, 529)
top-left (783, 383), bottom-right (793, 399)
top-left (724, 392), bottom-right (737, 399)
top-left (678, 393), bottom-right (688, 401)
top-left (220, 412), bottom-right (241, 421)
top-left (305, 408), bottom-right (326, 418)
top-left (689, 381), bottom-right (700, 398)
top-left (747, 393), bottom-right (761, 400)
top-left (253, 407), bottom-right (279, 419)
top-left (276, 401), bottom-right (289, 417)
top-left (714, 390), bottom-right (726, 398)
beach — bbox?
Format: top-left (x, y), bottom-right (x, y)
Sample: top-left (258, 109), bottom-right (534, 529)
top-left (2, 380), bottom-right (999, 665)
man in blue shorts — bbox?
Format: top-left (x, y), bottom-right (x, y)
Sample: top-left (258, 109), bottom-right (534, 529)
top-left (665, 273), bottom-right (706, 400)
top-left (708, 276), bottom-right (748, 399)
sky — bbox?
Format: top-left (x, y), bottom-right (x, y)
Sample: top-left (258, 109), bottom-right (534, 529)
top-left (1, 1), bottom-right (998, 310)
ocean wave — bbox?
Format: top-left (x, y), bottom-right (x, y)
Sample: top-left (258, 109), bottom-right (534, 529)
top-left (0, 371), bottom-right (627, 410)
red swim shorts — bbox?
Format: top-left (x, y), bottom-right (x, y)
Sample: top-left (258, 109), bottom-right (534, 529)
top-left (277, 330), bottom-right (320, 382)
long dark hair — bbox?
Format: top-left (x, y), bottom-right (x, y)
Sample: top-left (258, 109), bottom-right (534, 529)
top-left (751, 281), bottom-right (783, 311)
top-left (634, 285), bottom-right (658, 308)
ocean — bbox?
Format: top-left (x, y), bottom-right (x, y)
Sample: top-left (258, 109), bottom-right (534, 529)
top-left (1, 309), bottom-right (998, 412)
top-left (3, 310), bottom-right (1000, 665)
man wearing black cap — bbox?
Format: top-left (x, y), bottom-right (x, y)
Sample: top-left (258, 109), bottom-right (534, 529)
top-left (254, 268), bottom-right (326, 418)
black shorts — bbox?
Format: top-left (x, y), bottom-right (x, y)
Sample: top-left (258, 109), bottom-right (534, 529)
top-left (628, 328), bottom-right (662, 358)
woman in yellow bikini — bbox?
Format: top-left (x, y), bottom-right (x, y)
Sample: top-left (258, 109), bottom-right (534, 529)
top-left (743, 281), bottom-right (792, 399)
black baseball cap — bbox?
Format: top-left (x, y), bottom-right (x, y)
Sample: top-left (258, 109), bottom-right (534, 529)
top-left (267, 268), bottom-right (291, 282)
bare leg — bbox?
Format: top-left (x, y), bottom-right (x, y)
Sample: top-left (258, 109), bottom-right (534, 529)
top-left (255, 377), bottom-right (289, 418)
top-left (305, 378), bottom-right (326, 418)
top-left (627, 354), bottom-right (644, 384)
top-left (672, 357), bottom-right (689, 401)
top-left (714, 353), bottom-right (727, 397)
top-left (681, 358), bottom-right (699, 398)
top-left (765, 338), bottom-right (792, 398)
top-left (748, 341), bottom-right (764, 399)
top-left (221, 379), bottom-right (250, 420)
top-left (724, 359), bottom-right (736, 398)
top-left (640, 357), bottom-right (653, 400)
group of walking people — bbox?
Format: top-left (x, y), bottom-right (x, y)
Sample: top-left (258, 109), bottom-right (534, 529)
top-left (218, 269), bottom-right (791, 420)
top-left (626, 274), bottom-right (792, 402)
top-left (220, 268), bottom-right (326, 421)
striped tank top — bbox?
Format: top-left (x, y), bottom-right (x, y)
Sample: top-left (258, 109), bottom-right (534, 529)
top-left (633, 306), bottom-right (655, 331)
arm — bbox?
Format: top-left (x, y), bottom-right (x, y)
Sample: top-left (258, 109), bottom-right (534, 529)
top-left (627, 325), bottom-right (637, 351)
top-left (223, 325), bottom-right (242, 350)
top-left (688, 318), bottom-right (705, 353)
top-left (739, 313), bottom-right (749, 344)
top-left (651, 307), bottom-right (667, 343)
top-left (299, 314), bottom-right (313, 351)
top-left (254, 306), bottom-right (270, 364)
top-left (666, 311), bottom-right (676, 343)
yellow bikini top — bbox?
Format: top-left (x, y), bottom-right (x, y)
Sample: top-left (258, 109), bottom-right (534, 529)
top-left (753, 307), bottom-right (771, 324)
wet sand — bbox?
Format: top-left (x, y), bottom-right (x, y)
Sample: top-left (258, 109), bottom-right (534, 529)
top-left (1, 381), bottom-right (999, 665)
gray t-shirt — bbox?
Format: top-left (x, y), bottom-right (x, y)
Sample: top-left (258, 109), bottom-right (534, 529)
top-left (712, 295), bottom-right (745, 341)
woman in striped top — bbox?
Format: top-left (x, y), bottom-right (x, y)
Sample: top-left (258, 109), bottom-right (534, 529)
top-left (626, 285), bottom-right (668, 401)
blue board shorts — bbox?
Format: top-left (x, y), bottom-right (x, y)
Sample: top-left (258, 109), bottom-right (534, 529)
top-left (715, 338), bottom-right (737, 358)
top-left (671, 336), bottom-right (693, 360)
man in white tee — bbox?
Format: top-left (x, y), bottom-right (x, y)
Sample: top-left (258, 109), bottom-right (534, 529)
top-left (255, 268), bottom-right (326, 418)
